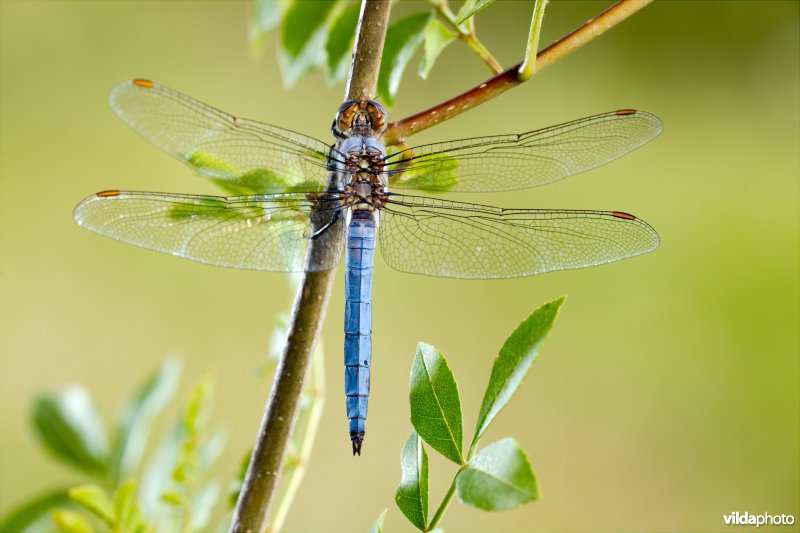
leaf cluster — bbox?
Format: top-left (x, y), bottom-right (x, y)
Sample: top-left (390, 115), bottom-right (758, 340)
top-left (394, 297), bottom-right (565, 531)
top-left (1, 359), bottom-right (226, 533)
top-left (249, 0), bottom-right (495, 106)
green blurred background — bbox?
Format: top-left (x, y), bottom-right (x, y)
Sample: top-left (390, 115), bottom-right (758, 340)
top-left (1, 1), bottom-right (798, 531)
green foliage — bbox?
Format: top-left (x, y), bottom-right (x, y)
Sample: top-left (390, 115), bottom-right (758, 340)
top-left (377, 11), bottom-right (433, 106)
top-left (326, 3), bottom-right (361, 84)
top-left (394, 431), bottom-right (429, 530)
top-left (110, 357), bottom-right (181, 484)
top-left (0, 490), bottom-right (73, 533)
top-left (456, 438), bottom-right (538, 510)
top-left (396, 298), bottom-right (564, 531)
top-left (278, 0), bottom-right (337, 87)
top-left (457, 0), bottom-right (497, 25)
top-left (419, 18), bottom-right (457, 80)
top-left (51, 509), bottom-right (93, 533)
top-left (471, 297), bottom-right (565, 453)
top-left (387, 150), bottom-right (459, 192)
top-left (368, 508), bottom-right (388, 533)
top-left (409, 342), bottom-right (463, 465)
top-left (249, 0), bottom-right (287, 57)
top-left (247, 0), bottom-right (502, 107)
top-left (32, 386), bottom-right (109, 477)
top-left (2, 359), bottom-right (228, 533)
top-left (67, 482), bottom-right (151, 532)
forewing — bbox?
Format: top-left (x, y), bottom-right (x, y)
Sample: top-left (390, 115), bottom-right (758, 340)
top-left (110, 79), bottom-right (333, 193)
top-left (379, 194), bottom-right (659, 279)
top-left (74, 190), bottom-right (343, 272)
top-left (385, 110), bottom-right (662, 193)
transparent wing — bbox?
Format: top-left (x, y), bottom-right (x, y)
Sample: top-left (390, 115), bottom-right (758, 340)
top-left (74, 190), bottom-right (344, 271)
top-left (384, 110), bottom-right (663, 192)
top-left (379, 194), bottom-right (659, 279)
top-left (110, 79), bottom-right (335, 193)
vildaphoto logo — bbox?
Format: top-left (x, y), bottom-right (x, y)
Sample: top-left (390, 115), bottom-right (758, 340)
top-left (723, 511), bottom-right (796, 527)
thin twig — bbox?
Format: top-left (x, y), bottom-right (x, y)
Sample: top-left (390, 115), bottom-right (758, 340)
top-left (265, 347), bottom-right (326, 533)
top-left (383, 0), bottom-right (653, 145)
top-left (229, 1), bottom-right (392, 531)
top-left (518, 0), bottom-right (549, 81)
top-left (427, 473), bottom-right (459, 531)
top-left (432, 0), bottom-right (503, 74)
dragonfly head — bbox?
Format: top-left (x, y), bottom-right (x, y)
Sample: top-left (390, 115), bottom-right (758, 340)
top-left (332, 100), bottom-right (387, 139)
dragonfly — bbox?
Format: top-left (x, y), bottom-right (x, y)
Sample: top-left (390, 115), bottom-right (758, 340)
top-left (74, 79), bottom-right (662, 455)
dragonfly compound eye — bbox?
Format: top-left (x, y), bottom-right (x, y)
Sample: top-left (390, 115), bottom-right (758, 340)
top-left (332, 100), bottom-right (388, 137)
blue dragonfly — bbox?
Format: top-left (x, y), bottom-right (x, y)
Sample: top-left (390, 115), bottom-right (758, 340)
top-left (74, 79), bottom-right (662, 454)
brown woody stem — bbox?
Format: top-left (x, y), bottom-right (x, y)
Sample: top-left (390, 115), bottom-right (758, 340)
top-left (383, 0), bottom-right (653, 145)
top-left (229, 1), bottom-right (391, 531)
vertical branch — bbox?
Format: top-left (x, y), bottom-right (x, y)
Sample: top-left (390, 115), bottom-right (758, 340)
top-left (346, 0), bottom-right (392, 101)
top-left (230, 1), bottom-right (392, 532)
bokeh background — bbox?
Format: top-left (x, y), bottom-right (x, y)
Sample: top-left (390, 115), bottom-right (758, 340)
top-left (1, 1), bottom-right (798, 532)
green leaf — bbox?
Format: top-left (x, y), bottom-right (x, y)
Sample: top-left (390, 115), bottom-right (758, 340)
top-left (394, 432), bottom-right (428, 531)
top-left (249, 0), bottom-right (288, 57)
top-left (51, 509), bottom-right (93, 533)
top-left (457, 0), bottom-right (496, 25)
top-left (32, 387), bottom-right (108, 476)
top-left (326, 3), bottom-right (360, 84)
top-left (418, 18), bottom-right (456, 79)
top-left (110, 357), bottom-right (181, 484)
top-left (112, 481), bottom-right (136, 528)
top-left (0, 489), bottom-right (73, 532)
top-left (387, 150), bottom-right (459, 193)
top-left (471, 297), bottom-right (565, 452)
top-left (409, 342), bottom-right (463, 464)
top-left (455, 0), bottom-right (477, 32)
top-left (279, 0), bottom-right (337, 87)
top-left (68, 485), bottom-right (115, 526)
top-left (377, 11), bottom-right (433, 107)
top-left (456, 438), bottom-right (538, 510)
top-left (368, 508), bottom-right (388, 533)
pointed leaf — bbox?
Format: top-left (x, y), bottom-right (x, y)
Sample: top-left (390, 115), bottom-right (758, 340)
top-left (279, 0), bottom-right (337, 87)
top-left (471, 297), bottom-right (565, 450)
top-left (455, 0), bottom-right (477, 32)
top-left (377, 11), bottom-right (433, 107)
top-left (456, 438), bottom-right (538, 510)
top-left (0, 489), bottom-right (73, 532)
top-left (32, 387), bottom-right (108, 476)
top-left (113, 481), bottom-right (137, 528)
top-left (68, 485), bottom-right (115, 526)
top-left (110, 357), bottom-right (181, 484)
top-left (409, 342), bottom-right (463, 464)
top-left (457, 0), bottom-right (496, 25)
top-left (326, 3), bottom-right (360, 84)
top-left (368, 508), bottom-right (388, 533)
top-left (394, 432), bottom-right (428, 531)
top-left (418, 18), bottom-right (456, 79)
top-left (249, 0), bottom-right (288, 57)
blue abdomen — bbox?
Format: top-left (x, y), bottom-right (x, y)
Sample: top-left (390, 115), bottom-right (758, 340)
top-left (344, 210), bottom-right (375, 455)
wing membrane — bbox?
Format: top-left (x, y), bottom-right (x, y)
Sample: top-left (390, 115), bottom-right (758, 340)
top-left (379, 194), bottom-right (659, 279)
top-left (74, 190), bottom-right (344, 271)
top-left (110, 80), bottom-right (334, 193)
top-left (385, 110), bottom-right (663, 192)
